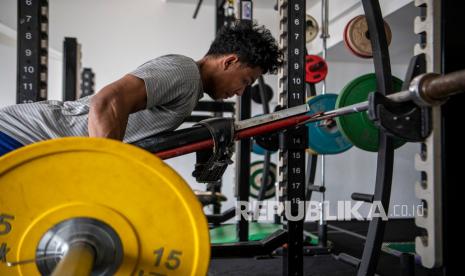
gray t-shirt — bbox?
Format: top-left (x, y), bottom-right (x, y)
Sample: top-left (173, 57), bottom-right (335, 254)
top-left (0, 54), bottom-right (204, 145)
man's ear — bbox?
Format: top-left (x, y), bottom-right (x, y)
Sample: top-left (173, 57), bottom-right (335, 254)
top-left (222, 54), bottom-right (239, 70)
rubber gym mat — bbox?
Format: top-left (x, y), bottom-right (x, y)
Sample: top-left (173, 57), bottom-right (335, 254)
top-left (382, 242), bottom-right (415, 254)
top-left (209, 254), bottom-right (357, 276)
top-left (210, 223), bottom-right (318, 245)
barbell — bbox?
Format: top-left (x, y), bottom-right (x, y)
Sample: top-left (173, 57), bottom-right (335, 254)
top-left (153, 70), bottom-right (465, 159)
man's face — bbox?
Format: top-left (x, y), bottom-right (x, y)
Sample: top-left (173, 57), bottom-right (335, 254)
top-left (209, 55), bottom-right (263, 100)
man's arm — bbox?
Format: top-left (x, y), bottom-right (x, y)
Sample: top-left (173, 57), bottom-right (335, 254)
top-left (88, 74), bottom-right (147, 140)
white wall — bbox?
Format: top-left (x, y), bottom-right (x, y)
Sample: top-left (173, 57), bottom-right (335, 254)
top-left (0, 30), bottom-right (16, 107)
top-left (48, 0), bottom-right (216, 91)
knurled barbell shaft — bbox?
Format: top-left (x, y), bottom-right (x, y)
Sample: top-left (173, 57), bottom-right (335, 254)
top-left (421, 70), bottom-right (465, 102)
top-left (51, 242), bottom-right (95, 276)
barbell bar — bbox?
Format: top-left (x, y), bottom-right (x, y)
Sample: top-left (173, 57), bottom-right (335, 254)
top-left (155, 70), bottom-right (465, 159)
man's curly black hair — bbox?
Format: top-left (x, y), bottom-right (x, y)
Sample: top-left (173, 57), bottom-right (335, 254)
top-left (206, 22), bottom-right (283, 74)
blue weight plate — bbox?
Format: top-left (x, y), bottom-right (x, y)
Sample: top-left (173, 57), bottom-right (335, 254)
top-left (252, 141), bottom-right (267, 155)
top-left (306, 94), bottom-right (353, 154)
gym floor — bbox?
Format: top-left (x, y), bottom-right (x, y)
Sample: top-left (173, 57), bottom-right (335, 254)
top-left (209, 219), bottom-right (443, 276)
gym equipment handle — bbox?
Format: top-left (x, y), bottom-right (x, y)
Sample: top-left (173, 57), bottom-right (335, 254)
top-left (351, 192), bottom-right (374, 203)
top-left (336, 253), bottom-right (361, 268)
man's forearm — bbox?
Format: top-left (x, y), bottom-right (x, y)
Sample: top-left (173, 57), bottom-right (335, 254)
top-left (88, 96), bottom-right (129, 140)
top-left (87, 75), bottom-right (147, 140)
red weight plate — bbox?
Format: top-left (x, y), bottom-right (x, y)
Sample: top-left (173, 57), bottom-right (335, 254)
top-left (305, 55), bottom-right (328, 84)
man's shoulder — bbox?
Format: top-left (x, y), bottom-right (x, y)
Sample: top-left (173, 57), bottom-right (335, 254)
top-left (148, 54), bottom-right (196, 67)
top-left (136, 54), bottom-right (199, 78)
top-left (160, 54), bottom-right (195, 62)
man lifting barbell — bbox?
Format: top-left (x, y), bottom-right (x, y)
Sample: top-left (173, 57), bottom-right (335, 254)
top-left (0, 22), bottom-right (282, 156)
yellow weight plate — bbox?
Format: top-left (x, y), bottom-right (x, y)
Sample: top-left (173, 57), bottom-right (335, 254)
top-left (0, 138), bottom-right (210, 275)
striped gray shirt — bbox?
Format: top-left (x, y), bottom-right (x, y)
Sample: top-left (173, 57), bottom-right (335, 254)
top-left (0, 54), bottom-right (204, 145)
